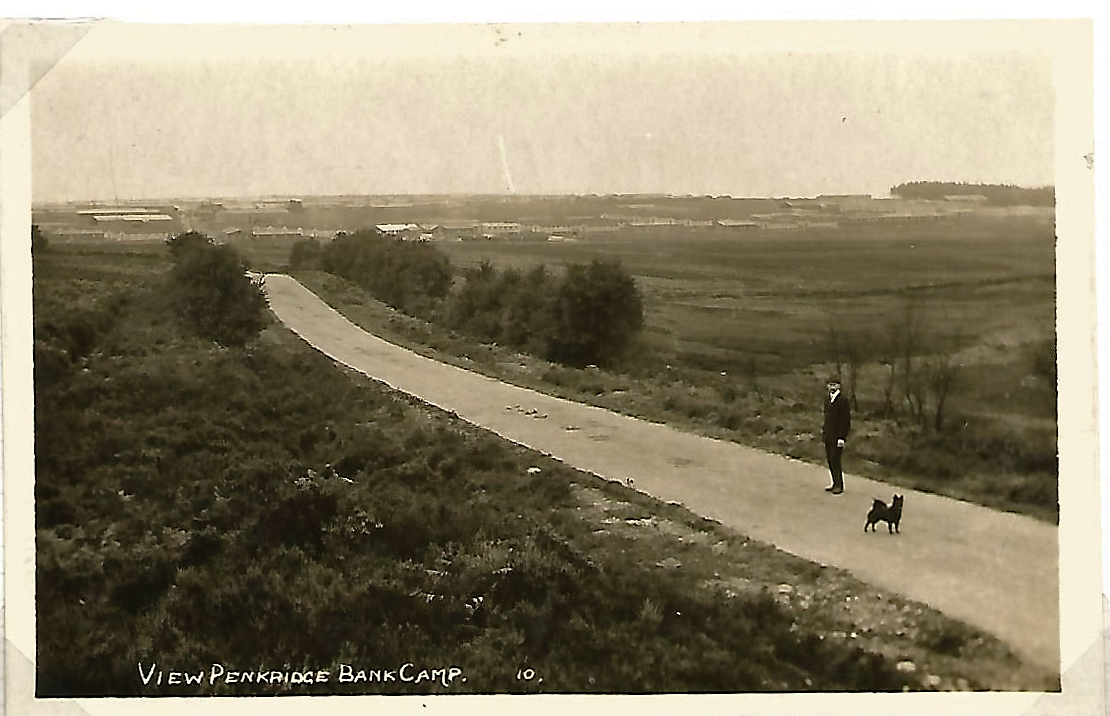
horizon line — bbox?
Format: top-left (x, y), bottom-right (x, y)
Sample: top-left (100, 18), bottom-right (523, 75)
top-left (32, 182), bottom-right (1057, 208)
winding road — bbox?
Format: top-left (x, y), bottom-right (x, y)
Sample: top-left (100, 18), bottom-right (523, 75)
top-left (263, 274), bottom-right (1060, 673)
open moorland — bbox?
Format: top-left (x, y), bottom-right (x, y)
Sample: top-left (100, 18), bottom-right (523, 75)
top-left (33, 233), bottom-right (1054, 694)
top-left (434, 218), bottom-right (1053, 371)
top-left (432, 218), bottom-right (1058, 517)
top-left (224, 204), bottom-right (1055, 522)
top-left (37, 194), bottom-right (1056, 520)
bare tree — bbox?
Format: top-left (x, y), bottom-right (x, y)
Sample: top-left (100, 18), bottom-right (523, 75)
top-left (879, 357), bottom-right (898, 416)
top-left (875, 319), bottom-right (900, 417)
top-left (924, 337), bottom-right (962, 432)
top-left (898, 298), bottom-right (927, 426)
top-left (747, 355), bottom-right (761, 396)
top-left (906, 369), bottom-right (929, 428)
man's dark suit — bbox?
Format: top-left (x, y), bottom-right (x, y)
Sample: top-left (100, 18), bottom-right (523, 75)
top-left (822, 391), bottom-right (852, 491)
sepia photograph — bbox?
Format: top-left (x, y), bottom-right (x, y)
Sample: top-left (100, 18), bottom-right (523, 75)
top-left (1, 13), bottom-right (1103, 715)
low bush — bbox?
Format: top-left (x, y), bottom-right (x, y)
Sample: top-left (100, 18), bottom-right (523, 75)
top-left (321, 230), bottom-right (452, 320)
top-left (167, 232), bottom-right (268, 347)
top-left (544, 260), bottom-right (645, 368)
top-left (318, 234), bottom-right (644, 369)
top-left (289, 237), bottom-right (323, 269)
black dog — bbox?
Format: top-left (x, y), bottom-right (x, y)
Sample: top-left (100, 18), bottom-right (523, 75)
top-left (865, 494), bottom-right (904, 534)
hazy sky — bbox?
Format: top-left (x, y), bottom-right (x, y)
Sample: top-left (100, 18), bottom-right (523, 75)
top-left (27, 22), bottom-right (1057, 202)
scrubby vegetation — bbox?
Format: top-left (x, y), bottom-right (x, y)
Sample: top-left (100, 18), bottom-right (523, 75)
top-left (309, 229), bottom-right (645, 368)
top-left (289, 216), bottom-right (1057, 522)
top-left (545, 260), bottom-right (644, 368)
top-left (166, 231), bottom-right (268, 347)
top-left (289, 235), bottom-right (323, 270)
top-left (445, 261), bottom-right (554, 356)
top-left (442, 258), bottom-right (644, 368)
top-left (35, 232), bottom-right (1059, 696)
top-left (320, 230), bottom-right (453, 320)
top-left (37, 243), bottom-right (963, 696)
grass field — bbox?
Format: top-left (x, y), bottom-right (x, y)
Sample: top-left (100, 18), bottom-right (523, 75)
top-left (248, 212), bottom-right (1056, 521)
top-left (49, 212), bottom-right (1057, 524)
top-left (434, 218), bottom-right (1054, 372)
top-left (32, 241), bottom-right (1058, 694)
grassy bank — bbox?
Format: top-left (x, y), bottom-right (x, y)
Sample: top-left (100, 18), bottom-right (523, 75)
top-left (34, 243), bottom-right (1054, 694)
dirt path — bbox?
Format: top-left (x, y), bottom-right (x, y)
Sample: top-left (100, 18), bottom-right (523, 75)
top-left (263, 274), bottom-right (1060, 673)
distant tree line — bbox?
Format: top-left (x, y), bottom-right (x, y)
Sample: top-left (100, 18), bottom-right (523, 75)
top-left (167, 231), bottom-right (268, 347)
top-left (294, 232), bottom-right (644, 368)
top-left (890, 182), bottom-right (1054, 207)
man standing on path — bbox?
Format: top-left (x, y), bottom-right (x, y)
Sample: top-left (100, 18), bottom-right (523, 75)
top-left (823, 377), bottom-right (851, 494)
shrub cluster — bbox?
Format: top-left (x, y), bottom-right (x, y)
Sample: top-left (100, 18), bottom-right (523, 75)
top-left (545, 260), bottom-right (645, 367)
top-left (167, 232), bottom-right (268, 347)
top-left (320, 230), bottom-right (452, 320)
top-left (446, 261), bottom-right (547, 352)
top-left (445, 259), bottom-right (643, 367)
top-left (289, 236), bottom-right (323, 270)
top-left (311, 231), bottom-right (645, 369)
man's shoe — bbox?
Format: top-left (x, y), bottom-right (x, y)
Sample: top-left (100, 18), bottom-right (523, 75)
top-left (825, 486), bottom-right (836, 492)
top-left (831, 488), bottom-right (844, 495)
